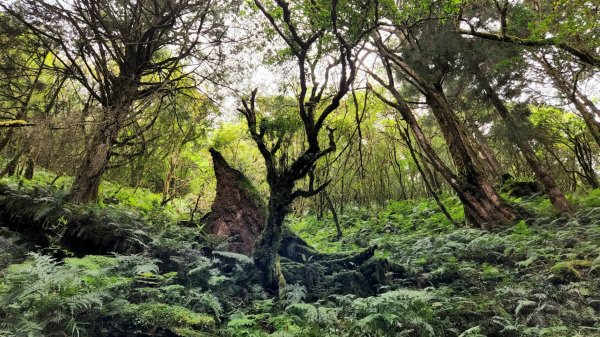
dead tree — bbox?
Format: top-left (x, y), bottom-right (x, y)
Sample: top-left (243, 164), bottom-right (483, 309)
top-left (204, 149), bottom-right (267, 255)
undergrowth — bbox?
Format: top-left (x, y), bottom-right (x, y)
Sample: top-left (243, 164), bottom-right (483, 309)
top-left (1, 177), bottom-right (600, 336)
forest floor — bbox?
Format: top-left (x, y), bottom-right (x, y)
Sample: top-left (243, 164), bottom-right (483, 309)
top-left (1, 172), bottom-right (600, 336)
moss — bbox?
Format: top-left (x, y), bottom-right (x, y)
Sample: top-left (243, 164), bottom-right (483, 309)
top-left (64, 255), bottom-right (118, 270)
top-left (550, 260), bottom-right (592, 283)
top-left (122, 302), bottom-right (215, 334)
top-left (276, 255), bottom-right (287, 298)
top-left (482, 263), bottom-right (502, 280)
top-left (0, 119), bottom-right (31, 127)
top-left (173, 327), bottom-right (212, 337)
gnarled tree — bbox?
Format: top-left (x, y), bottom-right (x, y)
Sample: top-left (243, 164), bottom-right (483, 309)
top-left (239, 0), bottom-right (377, 291)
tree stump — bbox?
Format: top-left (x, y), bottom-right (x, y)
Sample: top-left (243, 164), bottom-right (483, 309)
top-left (204, 149), bottom-right (266, 255)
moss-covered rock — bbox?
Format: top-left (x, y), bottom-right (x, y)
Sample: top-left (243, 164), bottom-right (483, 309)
top-left (550, 260), bottom-right (591, 283)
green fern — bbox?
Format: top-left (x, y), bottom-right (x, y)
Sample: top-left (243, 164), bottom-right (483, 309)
top-left (0, 253), bottom-right (120, 337)
top-left (280, 283), bottom-right (307, 306)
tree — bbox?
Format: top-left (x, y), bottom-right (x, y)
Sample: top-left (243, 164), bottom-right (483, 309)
top-left (533, 52), bottom-right (600, 149)
top-left (445, 22), bottom-right (575, 214)
top-left (369, 18), bottom-right (523, 228)
top-left (456, 0), bottom-right (600, 67)
top-left (238, 0), bottom-right (377, 291)
top-left (454, 0), bottom-right (600, 149)
top-left (1, 0), bottom-right (223, 202)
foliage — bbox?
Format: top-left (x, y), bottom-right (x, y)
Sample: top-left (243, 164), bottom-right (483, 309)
top-left (0, 253), bottom-right (126, 337)
top-left (120, 302), bottom-right (215, 337)
top-left (0, 0), bottom-right (599, 335)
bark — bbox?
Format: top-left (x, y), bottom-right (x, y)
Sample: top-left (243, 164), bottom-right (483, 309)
top-left (204, 149), bottom-right (266, 255)
top-left (477, 72), bottom-right (574, 214)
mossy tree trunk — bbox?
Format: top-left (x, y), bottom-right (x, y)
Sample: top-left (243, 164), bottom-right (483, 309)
top-left (253, 185), bottom-right (292, 291)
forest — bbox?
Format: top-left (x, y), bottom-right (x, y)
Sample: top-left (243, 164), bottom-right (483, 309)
top-left (0, 0), bottom-right (599, 336)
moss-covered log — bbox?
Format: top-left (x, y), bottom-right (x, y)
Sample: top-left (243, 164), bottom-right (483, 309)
top-left (0, 184), bottom-right (150, 256)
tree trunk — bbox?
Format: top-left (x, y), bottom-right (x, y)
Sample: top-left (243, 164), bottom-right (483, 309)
top-left (70, 107), bottom-right (124, 203)
top-left (477, 72), bottom-right (574, 214)
top-left (470, 124), bottom-right (503, 180)
top-left (0, 150), bottom-right (23, 179)
top-left (24, 157), bottom-right (34, 180)
top-left (70, 72), bottom-right (138, 203)
top-left (162, 150), bottom-right (181, 206)
top-left (567, 132), bottom-right (599, 189)
top-left (253, 192), bottom-right (290, 293)
top-left (423, 88), bottom-right (520, 227)
top-left (0, 131), bottom-right (15, 155)
top-left (324, 191), bottom-right (342, 238)
top-left (70, 135), bottom-right (112, 203)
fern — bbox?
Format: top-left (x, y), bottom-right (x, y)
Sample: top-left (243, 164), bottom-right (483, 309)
top-left (212, 250), bottom-right (253, 265)
top-left (280, 283), bottom-right (307, 306)
top-left (0, 253), bottom-right (131, 337)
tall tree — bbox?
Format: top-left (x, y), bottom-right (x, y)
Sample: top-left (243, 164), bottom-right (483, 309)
top-left (2, 0), bottom-right (223, 202)
top-left (370, 21), bottom-right (522, 227)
